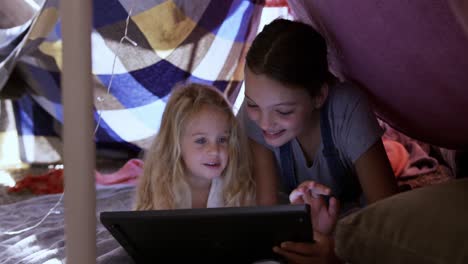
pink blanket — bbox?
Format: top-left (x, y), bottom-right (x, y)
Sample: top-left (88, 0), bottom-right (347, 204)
top-left (95, 159), bottom-right (144, 185)
top-left (381, 122), bottom-right (438, 178)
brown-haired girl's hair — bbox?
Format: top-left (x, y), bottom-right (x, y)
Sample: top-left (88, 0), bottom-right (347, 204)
top-left (246, 19), bottom-right (333, 97)
top-left (134, 83), bottom-right (255, 210)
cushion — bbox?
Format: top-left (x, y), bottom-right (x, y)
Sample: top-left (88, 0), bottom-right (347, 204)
top-left (335, 179), bottom-right (468, 264)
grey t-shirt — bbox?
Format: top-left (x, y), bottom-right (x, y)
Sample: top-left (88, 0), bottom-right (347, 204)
top-left (238, 82), bottom-right (383, 205)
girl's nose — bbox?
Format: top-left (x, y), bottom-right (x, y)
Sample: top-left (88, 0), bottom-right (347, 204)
top-left (207, 142), bottom-right (220, 155)
top-left (259, 112), bottom-right (274, 131)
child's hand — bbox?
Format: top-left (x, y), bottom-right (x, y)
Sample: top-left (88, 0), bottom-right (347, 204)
top-left (273, 231), bottom-right (342, 264)
top-left (289, 181), bottom-right (340, 236)
top-left (289, 181), bottom-right (331, 204)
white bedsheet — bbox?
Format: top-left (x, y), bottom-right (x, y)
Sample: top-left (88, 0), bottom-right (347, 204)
top-left (0, 185), bottom-right (135, 264)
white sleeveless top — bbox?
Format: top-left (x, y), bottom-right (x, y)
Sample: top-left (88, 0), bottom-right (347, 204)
top-left (206, 177), bottom-right (225, 208)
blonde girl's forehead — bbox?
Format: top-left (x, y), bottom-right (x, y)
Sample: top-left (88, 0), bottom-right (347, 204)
top-left (184, 105), bottom-right (232, 128)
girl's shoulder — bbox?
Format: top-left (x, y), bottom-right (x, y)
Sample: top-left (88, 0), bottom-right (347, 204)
top-left (327, 81), bottom-right (383, 162)
top-left (328, 81), bottom-right (374, 114)
top-left (329, 81), bottom-right (369, 103)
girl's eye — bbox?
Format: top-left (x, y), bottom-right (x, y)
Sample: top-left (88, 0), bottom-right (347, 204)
top-left (218, 137), bottom-right (228, 144)
top-left (246, 102), bottom-right (258, 108)
top-left (195, 138), bottom-right (206, 144)
top-left (277, 110), bottom-right (294, 115)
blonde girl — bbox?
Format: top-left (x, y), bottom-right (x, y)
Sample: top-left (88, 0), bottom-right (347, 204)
top-left (135, 83), bottom-right (255, 210)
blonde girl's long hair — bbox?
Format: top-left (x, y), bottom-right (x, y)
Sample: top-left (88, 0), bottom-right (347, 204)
top-left (134, 83), bottom-right (255, 210)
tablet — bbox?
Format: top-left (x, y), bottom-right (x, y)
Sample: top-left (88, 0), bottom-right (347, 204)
top-left (100, 204), bottom-right (313, 263)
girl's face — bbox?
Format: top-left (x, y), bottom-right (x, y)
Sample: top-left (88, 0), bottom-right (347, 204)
top-left (244, 67), bottom-right (315, 147)
top-left (181, 105), bottom-right (230, 182)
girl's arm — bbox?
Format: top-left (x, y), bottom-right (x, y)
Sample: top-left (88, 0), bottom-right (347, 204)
top-left (355, 139), bottom-right (399, 203)
top-left (250, 139), bottom-right (279, 205)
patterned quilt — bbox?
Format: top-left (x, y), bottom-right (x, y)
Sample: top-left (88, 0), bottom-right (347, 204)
top-left (1, 0), bottom-right (287, 164)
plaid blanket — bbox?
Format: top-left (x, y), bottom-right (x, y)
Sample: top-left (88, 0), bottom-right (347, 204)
top-left (0, 0), bottom-right (288, 164)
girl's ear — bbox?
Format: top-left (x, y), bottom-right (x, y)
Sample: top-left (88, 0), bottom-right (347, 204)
top-left (314, 84), bottom-right (329, 109)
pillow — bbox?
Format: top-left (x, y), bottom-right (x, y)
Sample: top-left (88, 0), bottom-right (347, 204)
top-left (335, 179), bottom-right (468, 264)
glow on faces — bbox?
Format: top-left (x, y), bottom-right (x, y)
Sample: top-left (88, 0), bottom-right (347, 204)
top-left (244, 67), bottom-right (315, 147)
top-left (180, 105), bottom-right (230, 182)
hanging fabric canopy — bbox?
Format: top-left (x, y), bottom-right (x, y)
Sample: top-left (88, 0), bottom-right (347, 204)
top-left (0, 0), bottom-right (270, 163)
top-left (2, 0), bottom-right (467, 167)
top-left (288, 0), bottom-right (468, 149)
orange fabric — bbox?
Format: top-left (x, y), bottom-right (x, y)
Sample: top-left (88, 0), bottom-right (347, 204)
top-left (265, 0), bottom-right (288, 7)
top-left (383, 139), bottom-right (409, 177)
top-left (8, 169), bottom-right (64, 194)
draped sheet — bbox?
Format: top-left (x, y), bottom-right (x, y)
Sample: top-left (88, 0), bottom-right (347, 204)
top-left (8, 0), bottom-right (466, 154)
top-left (1, 0), bottom-right (267, 163)
top-left (288, 0), bottom-right (468, 149)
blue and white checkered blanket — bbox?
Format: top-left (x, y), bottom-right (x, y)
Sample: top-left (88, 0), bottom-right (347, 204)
top-left (1, 0), bottom-right (287, 164)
